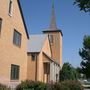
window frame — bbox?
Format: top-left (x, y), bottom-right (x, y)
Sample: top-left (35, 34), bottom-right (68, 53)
top-left (13, 29), bottom-right (22, 47)
top-left (11, 64), bottom-right (20, 80)
top-left (8, 0), bottom-right (13, 16)
top-left (49, 35), bottom-right (53, 45)
top-left (44, 63), bottom-right (50, 74)
top-left (31, 54), bottom-right (36, 61)
top-left (0, 18), bottom-right (2, 35)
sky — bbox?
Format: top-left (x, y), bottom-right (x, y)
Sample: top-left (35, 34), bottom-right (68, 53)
top-left (20, 0), bottom-right (90, 67)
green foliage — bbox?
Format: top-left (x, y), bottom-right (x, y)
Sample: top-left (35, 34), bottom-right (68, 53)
top-left (48, 82), bottom-right (70, 90)
top-left (76, 67), bottom-right (82, 79)
top-left (0, 83), bottom-right (10, 90)
top-left (60, 80), bottom-right (84, 90)
top-left (16, 80), bottom-right (47, 90)
top-left (79, 35), bottom-right (90, 79)
top-left (47, 80), bottom-right (83, 90)
top-left (16, 80), bottom-right (83, 90)
top-left (60, 62), bottom-right (78, 81)
top-left (74, 0), bottom-right (90, 13)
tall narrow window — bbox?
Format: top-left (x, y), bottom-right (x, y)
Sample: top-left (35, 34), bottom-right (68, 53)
top-left (49, 35), bottom-right (53, 44)
top-left (44, 63), bottom-right (50, 74)
top-left (8, 0), bottom-right (13, 16)
top-left (11, 64), bottom-right (20, 80)
top-left (13, 30), bottom-right (21, 47)
top-left (31, 54), bottom-right (36, 61)
top-left (0, 18), bottom-right (2, 34)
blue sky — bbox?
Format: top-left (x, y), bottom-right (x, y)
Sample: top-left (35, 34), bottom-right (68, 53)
top-left (20, 0), bottom-right (90, 67)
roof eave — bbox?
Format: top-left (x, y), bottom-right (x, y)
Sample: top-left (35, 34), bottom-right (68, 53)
top-left (17, 0), bottom-right (29, 39)
top-left (27, 52), bottom-right (40, 54)
top-left (43, 29), bottom-right (63, 36)
top-left (43, 52), bottom-right (60, 66)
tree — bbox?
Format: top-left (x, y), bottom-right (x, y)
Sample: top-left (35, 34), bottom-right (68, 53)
top-left (60, 62), bottom-right (78, 81)
top-left (79, 35), bottom-right (90, 79)
top-left (76, 67), bottom-right (82, 79)
top-left (74, 0), bottom-right (90, 13)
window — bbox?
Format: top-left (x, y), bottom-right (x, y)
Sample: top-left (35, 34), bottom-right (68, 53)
top-left (31, 54), bottom-right (36, 61)
top-left (8, 0), bottom-right (13, 16)
top-left (11, 64), bottom-right (20, 80)
top-left (13, 30), bottom-right (21, 47)
top-left (44, 63), bottom-right (50, 74)
top-left (0, 18), bottom-right (2, 34)
top-left (49, 35), bottom-right (53, 44)
top-left (56, 74), bottom-right (58, 82)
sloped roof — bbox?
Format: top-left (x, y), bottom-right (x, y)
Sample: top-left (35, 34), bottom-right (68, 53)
top-left (27, 34), bottom-right (48, 53)
top-left (17, 0), bottom-right (29, 39)
top-left (43, 52), bottom-right (60, 66)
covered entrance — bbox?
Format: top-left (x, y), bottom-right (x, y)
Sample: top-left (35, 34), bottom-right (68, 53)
top-left (43, 62), bottom-right (50, 83)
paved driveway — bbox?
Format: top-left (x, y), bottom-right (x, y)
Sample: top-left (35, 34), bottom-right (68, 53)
top-left (84, 89), bottom-right (90, 90)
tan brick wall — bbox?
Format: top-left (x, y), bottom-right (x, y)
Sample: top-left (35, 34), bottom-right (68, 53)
top-left (27, 36), bottom-right (51, 82)
top-left (0, 0), bottom-right (27, 85)
top-left (44, 32), bottom-right (62, 67)
top-left (42, 36), bottom-right (51, 57)
top-left (27, 54), bottom-right (37, 81)
top-left (37, 36), bottom-right (51, 82)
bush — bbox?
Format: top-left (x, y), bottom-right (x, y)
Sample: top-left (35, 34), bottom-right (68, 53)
top-left (0, 83), bottom-right (10, 90)
top-left (47, 80), bottom-right (84, 90)
top-left (16, 80), bottom-right (47, 90)
top-left (61, 80), bottom-right (84, 90)
top-left (16, 80), bottom-right (84, 90)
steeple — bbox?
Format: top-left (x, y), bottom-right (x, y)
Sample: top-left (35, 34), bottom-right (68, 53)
top-left (49, 2), bottom-right (58, 30)
top-left (43, 1), bottom-right (63, 36)
top-left (42, 1), bottom-right (63, 67)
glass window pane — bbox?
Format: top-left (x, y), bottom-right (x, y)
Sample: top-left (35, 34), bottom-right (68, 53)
top-left (0, 18), bottom-right (2, 34)
top-left (11, 64), bottom-right (20, 80)
top-left (31, 54), bottom-right (36, 60)
top-left (49, 35), bottom-right (53, 44)
top-left (13, 30), bottom-right (21, 47)
top-left (9, 0), bottom-right (13, 15)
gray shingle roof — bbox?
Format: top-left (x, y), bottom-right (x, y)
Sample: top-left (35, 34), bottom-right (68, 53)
top-left (27, 34), bottom-right (48, 53)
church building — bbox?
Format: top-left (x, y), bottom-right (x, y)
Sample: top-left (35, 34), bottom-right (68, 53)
top-left (27, 3), bottom-right (63, 83)
top-left (0, 0), bottom-right (63, 88)
top-left (0, 0), bottom-right (29, 88)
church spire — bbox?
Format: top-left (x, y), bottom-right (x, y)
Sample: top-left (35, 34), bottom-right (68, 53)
top-left (48, 2), bottom-right (58, 30)
top-left (43, 1), bottom-right (63, 36)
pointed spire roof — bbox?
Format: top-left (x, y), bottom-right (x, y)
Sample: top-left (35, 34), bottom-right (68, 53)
top-left (49, 2), bottom-right (58, 30)
top-left (43, 2), bottom-right (63, 36)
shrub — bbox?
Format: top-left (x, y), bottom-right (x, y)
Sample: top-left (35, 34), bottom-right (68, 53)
top-left (47, 83), bottom-right (55, 90)
top-left (47, 80), bottom-right (84, 90)
top-left (61, 80), bottom-right (84, 90)
top-left (16, 80), bottom-right (47, 90)
top-left (16, 80), bottom-right (84, 90)
top-left (0, 83), bottom-right (10, 90)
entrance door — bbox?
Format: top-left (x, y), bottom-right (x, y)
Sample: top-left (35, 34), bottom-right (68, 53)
top-left (43, 62), bottom-right (50, 83)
